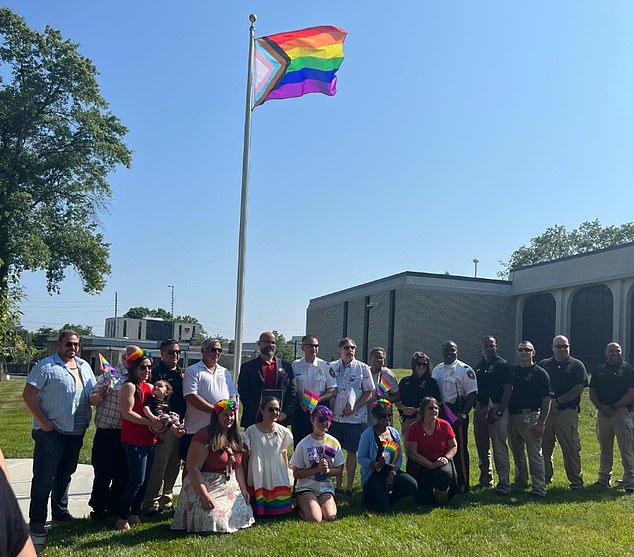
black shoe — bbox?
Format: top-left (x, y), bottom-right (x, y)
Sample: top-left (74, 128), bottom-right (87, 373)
top-left (52, 512), bottom-right (74, 522)
top-left (29, 522), bottom-right (47, 536)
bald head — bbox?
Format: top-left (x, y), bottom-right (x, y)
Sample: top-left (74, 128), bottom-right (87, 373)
top-left (605, 342), bottom-right (623, 366)
top-left (552, 335), bottom-right (570, 362)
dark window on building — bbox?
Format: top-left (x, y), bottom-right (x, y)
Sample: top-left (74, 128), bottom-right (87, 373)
top-left (571, 285), bottom-right (613, 371)
top-left (522, 293), bottom-right (556, 362)
top-left (146, 320), bottom-right (173, 341)
top-left (123, 319), bottom-right (127, 338)
top-left (138, 321), bottom-right (142, 340)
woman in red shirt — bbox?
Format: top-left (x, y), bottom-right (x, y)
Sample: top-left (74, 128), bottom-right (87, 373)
top-left (405, 397), bottom-right (457, 505)
top-left (171, 399), bottom-right (254, 533)
top-left (116, 350), bottom-right (163, 531)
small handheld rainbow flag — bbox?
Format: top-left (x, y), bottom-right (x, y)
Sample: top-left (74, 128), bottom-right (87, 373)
top-left (382, 440), bottom-right (400, 465)
top-left (98, 353), bottom-right (116, 374)
top-left (302, 389), bottom-right (319, 411)
top-left (376, 373), bottom-right (394, 397)
top-left (254, 25), bottom-right (347, 107)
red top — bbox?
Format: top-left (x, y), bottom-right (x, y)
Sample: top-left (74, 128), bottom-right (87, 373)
top-left (191, 428), bottom-right (243, 473)
top-left (406, 418), bottom-right (455, 461)
top-left (261, 360), bottom-right (277, 388)
top-left (121, 381), bottom-right (157, 446)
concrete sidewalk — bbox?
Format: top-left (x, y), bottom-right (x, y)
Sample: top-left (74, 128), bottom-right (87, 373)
top-left (6, 458), bottom-right (181, 543)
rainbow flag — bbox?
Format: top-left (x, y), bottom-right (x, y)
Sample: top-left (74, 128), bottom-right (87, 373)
top-left (376, 373), bottom-right (394, 397)
top-left (254, 25), bottom-right (347, 107)
top-left (98, 353), bottom-right (116, 374)
top-left (382, 440), bottom-right (400, 465)
top-left (302, 389), bottom-right (319, 411)
top-left (442, 403), bottom-right (458, 425)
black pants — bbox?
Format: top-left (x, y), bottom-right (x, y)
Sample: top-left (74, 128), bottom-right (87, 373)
top-left (89, 428), bottom-right (128, 516)
top-left (410, 462), bottom-right (454, 505)
top-left (292, 409), bottom-right (313, 448)
top-left (451, 415), bottom-right (470, 493)
top-left (362, 468), bottom-right (418, 514)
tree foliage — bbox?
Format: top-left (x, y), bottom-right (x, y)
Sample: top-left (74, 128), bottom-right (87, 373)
top-left (498, 219), bottom-right (634, 277)
top-left (0, 8), bottom-right (131, 300)
top-left (273, 330), bottom-right (295, 362)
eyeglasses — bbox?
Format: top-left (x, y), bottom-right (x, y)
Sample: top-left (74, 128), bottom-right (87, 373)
top-left (316, 416), bottom-right (330, 423)
top-left (379, 414), bottom-right (393, 420)
top-left (166, 350), bottom-right (180, 356)
top-left (518, 348), bottom-right (533, 352)
top-left (415, 361), bottom-right (427, 367)
top-left (267, 407), bottom-right (281, 414)
top-left (342, 346), bottom-right (356, 350)
top-left (139, 365), bottom-right (153, 370)
top-left (303, 344), bottom-right (319, 349)
top-left (554, 345), bottom-right (569, 349)
top-left (65, 342), bottom-right (80, 347)
top-left (207, 347), bottom-right (222, 353)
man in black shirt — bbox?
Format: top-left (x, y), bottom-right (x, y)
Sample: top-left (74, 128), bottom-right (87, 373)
top-left (588, 342), bottom-right (634, 492)
top-left (473, 336), bottom-right (513, 494)
top-left (508, 340), bottom-right (552, 498)
top-left (538, 335), bottom-right (587, 489)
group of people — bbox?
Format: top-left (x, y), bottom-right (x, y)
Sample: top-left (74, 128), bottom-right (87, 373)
top-left (14, 328), bottom-right (634, 539)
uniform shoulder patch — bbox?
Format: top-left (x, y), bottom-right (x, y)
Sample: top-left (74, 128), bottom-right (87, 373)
top-left (329, 367), bottom-right (336, 378)
top-left (466, 370), bottom-right (475, 380)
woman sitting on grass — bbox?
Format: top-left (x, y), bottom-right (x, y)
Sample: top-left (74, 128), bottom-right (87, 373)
top-left (171, 399), bottom-right (254, 533)
top-left (290, 405), bottom-right (344, 522)
top-left (243, 396), bottom-right (294, 517)
top-left (358, 398), bottom-right (417, 513)
top-left (405, 396), bottom-right (457, 506)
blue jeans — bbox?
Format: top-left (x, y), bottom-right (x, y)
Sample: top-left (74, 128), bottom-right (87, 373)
top-left (29, 429), bottom-right (85, 524)
top-left (120, 443), bottom-right (156, 520)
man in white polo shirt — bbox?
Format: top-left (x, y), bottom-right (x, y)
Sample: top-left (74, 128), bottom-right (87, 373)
top-left (291, 334), bottom-right (337, 447)
top-left (182, 338), bottom-right (238, 457)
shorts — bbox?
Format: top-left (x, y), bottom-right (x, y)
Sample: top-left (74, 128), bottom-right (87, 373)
top-left (296, 489), bottom-right (334, 505)
top-left (329, 421), bottom-right (363, 452)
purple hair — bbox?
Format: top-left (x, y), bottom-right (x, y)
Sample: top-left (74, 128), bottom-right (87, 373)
top-left (311, 405), bottom-right (333, 423)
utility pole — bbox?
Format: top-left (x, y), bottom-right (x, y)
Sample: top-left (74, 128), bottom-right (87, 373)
top-left (473, 258), bottom-right (479, 278)
top-left (167, 285), bottom-right (175, 317)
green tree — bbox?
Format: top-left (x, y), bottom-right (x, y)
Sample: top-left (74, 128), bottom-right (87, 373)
top-left (273, 330), bottom-right (294, 361)
top-left (0, 9), bottom-right (131, 337)
top-left (60, 323), bottom-right (93, 336)
top-left (498, 219), bottom-right (634, 277)
top-left (149, 308), bottom-right (173, 320)
top-left (123, 306), bottom-right (151, 319)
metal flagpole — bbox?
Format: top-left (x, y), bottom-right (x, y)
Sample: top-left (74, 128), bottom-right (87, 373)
top-left (233, 14), bottom-right (257, 381)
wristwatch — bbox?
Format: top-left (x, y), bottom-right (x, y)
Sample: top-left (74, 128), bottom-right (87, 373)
top-left (495, 410), bottom-right (503, 417)
top-left (459, 412), bottom-right (467, 420)
top-left (390, 469), bottom-right (397, 477)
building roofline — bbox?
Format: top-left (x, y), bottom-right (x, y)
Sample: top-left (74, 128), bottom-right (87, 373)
top-left (309, 270), bottom-right (511, 303)
top-left (510, 240), bottom-right (634, 272)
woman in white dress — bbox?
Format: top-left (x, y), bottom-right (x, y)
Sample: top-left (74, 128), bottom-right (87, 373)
top-left (243, 396), bottom-right (293, 517)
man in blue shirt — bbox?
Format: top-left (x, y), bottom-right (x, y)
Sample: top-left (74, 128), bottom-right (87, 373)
top-left (22, 330), bottom-right (96, 536)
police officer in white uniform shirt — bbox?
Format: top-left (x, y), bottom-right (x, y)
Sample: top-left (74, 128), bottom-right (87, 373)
top-left (291, 335), bottom-right (337, 447)
top-left (432, 340), bottom-right (478, 494)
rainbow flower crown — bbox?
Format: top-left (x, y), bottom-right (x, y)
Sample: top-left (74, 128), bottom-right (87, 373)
top-left (214, 399), bottom-right (238, 414)
top-left (372, 398), bottom-right (392, 409)
top-left (126, 349), bottom-right (153, 368)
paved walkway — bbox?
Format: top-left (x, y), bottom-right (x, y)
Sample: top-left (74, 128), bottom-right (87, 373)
top-left (6, 458), bottom-right (181, 546)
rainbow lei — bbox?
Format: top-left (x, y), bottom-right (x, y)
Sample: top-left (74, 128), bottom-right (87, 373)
top-left (214, 399), bottom-right (238, 414)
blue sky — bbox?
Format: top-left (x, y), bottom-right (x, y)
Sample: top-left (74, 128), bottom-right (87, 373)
top-left (6, 1), bottom-right (634, 340)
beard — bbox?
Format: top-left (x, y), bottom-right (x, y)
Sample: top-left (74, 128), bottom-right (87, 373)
top-left (261, 347), bottom-right (275, 358)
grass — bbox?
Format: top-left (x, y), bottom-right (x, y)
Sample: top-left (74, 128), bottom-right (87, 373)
top-left (1, 374), bottom-right (633, 557)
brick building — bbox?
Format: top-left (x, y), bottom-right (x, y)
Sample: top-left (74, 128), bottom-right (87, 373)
top-left (306, 243), bottom-right (634, 370)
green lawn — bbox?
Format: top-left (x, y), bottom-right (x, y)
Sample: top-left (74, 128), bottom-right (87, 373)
top-left (1, 374), bottom-right (633, 557)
